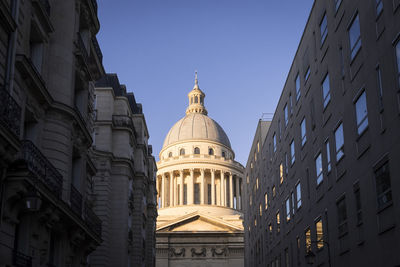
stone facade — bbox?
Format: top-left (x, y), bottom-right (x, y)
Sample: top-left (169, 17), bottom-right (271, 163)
top-left (244, 0), bottom-right (400, 266)
top-left (91, 74), bottom-right (157, 267)
top-left (0, 0), bottom-right (104, 266)
top-left (156, 76), bottom-right (245, 267)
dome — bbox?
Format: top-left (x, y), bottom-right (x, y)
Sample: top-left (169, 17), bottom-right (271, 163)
top-left (162, 113), bottom-right (231, 149)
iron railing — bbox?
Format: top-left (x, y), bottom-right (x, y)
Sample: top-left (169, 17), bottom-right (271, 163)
top-left (0, 86), bottom-right (21, 137)
top-left (13, 250), bottom-right (32, 267)
top-left (84, 201), bottom-right (102, 238)
top-left (20, 140), bottom-right (63, 198)
top-left (91, 37), bottom-right (103, 63)
top-left (40, 0), bottom-right (50, 16)
top-left (70, 184), bottom-right (83, 217)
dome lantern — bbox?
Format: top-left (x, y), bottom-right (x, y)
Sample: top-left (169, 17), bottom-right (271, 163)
top-left (186, 71), bottom-right (208, 115)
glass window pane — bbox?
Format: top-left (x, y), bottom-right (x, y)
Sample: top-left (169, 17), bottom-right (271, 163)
top-left (296, 183), bottom-right (302, 208)
top-left (320, 14), bottom-right (328, 44)
top-left (335, 123), bottom-right (344, 161)
top-left (301, 118), bottom-right (306, 146)
top-left (355, 92), bottom-right (368, 134)
top-left (290, 141), bottom-right (295, 164)
top-left (349, 15), bottom-right (361, 59)
top-left (316, 220), bottom-right (324, 249)
top-left (316, 153), bottom-right (323, 185)
top-left (322, 74), bottom-right (331, 108)
top-left (296, 74), bottom-right (301, 101)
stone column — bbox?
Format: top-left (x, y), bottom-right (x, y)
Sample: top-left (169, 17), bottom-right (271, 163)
top-left (240, 178), bottom-right (243, 210)
top-left (229, 173), bottom-right (233, 208)
top-left (174, 173), bottom-right (178, 206)
top-left (188, 169), bottom-right (194, 205)
top-left (169, 171), bottom-right (174, 207)
top-left (220, 170), bottom-right (225, 206)
top-left (211, 169), bottom-right (215, 205)
top-left (235, 175), bottom-right (240, 210)
top-left (161, 173), bottom-right (166, 208)
top-left (179, 170), bottom-right (184, 205)
top-left (200, 169), bottom-right (205, 204)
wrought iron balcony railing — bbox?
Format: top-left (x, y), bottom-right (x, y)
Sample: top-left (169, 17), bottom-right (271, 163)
top-left (91, 36), bottom-right (103, 63)
top-left (84, 201), bottom-right (102, 238)
top-left (13, 250), bottom-right (32, 267)
top-left (20, 140), bottom-right (63, 198)
top-left (0, 86), bottom-right (21, 137)
top-left (70, 184), bottom-right (83, 217)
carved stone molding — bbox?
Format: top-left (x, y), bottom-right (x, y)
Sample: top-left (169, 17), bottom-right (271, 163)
top-left (211, 247), bottom-right (228, 257)
top-left (191, 247), bottom-right (206, 257)
top-left (169, 247), bottom-right (185, 258)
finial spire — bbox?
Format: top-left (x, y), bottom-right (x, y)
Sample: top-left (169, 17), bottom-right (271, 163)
top-left (193, 70), bottom-right (199, 89)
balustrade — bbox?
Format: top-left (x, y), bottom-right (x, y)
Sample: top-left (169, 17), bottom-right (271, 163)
top-left (0, 86), bottom-right (21, 137)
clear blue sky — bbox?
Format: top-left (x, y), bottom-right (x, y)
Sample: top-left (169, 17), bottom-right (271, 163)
top-left (97, 0), bottom-right (314, 165)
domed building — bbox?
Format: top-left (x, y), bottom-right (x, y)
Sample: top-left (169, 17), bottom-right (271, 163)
top-left (155, 74), bottom-right (245, 267)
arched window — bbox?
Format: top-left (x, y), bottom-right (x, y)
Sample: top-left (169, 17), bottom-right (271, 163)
top-left (222, 151), bottom-right (226, 158)
top-left (194, 147), bottom-right (200, 154)
top-left (168, 152), bottom-right (172, 158)
top-left (200, 96), bottom-right (203, 104)
top-left (191, 97), bottom-right (193, 104)
top-left (195, 96), bottom-right (198, 103)
top-left (180, 148), bottom-right (185, 155)
top-left (208, 148), bottom-right (214, 155)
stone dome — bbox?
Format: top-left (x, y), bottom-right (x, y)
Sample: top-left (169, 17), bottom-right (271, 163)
top-left (162, 113), bottom-right (231, 149)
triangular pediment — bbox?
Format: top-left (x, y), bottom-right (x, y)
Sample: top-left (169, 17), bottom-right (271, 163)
top-left (156, 211), bottom-right (243, 233)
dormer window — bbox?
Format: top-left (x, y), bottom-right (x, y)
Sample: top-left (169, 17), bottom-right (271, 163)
top-left (180, 149), bottom-right (185, 155)
top-left (208, 148), bottom-right (214, 155)
top-left (194, 147), bottom-right (200, 154)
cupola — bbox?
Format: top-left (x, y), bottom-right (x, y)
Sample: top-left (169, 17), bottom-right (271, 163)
top-left (186, 71), bottom-right (208, 115)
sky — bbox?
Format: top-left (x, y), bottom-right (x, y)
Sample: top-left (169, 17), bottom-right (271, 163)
top-left (97, 0), bottom-right (314, 165)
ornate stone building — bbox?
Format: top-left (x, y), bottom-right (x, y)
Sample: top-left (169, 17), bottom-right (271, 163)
top-left (156, 75), bottom-right (245, 267)
top-left (90, 73), bottom-right (157, 267)
top-left (0, 0), bottom-right (103, 266)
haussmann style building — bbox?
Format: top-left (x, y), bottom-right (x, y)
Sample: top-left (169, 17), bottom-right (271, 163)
top-left (90, 73), bottom-right (157, 267)
top-left (156, 75), bottom-right (245, 267)
top-left (244, 0), bottom-right (400, 266)
top-left (0, 0), bottom-right (104, 266)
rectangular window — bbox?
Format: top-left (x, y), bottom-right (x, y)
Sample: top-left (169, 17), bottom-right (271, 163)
top-left (322, 74), bottom-right (331, 109)
top-left (374, 161), bottom-right (392, 208)
top-left (295, 74), bottom-right (301, 101)
top-left (290, 140), bottom-right (295, 165)
top-left (349, 14), bottom-right (361, 60)
top-left (355, 91), bottom-right (368, 134)
top-left (320, 13), bottom-right (328, 45)
top-left (284, 104), bottom-right (289, 126)
top-left (194, 183), bottom-right (200, 204)
top-left (376, 0), bottom-right (383, 16)
top-left (396, 41), bottom-right (400, 86)
top-left (276, 211), bottom-right (281, 233)
top-left (353, 182), bottom-right (363, 224)
top-left (315, 219), bottom-right (324, 249)
top-left (273, 133), bottom-right (277, 152)
top-left (326, 140), bottom-right (331, 172)
top-left (280, 163), bottom-right (284, 184)
top-left (304, 66), bottom-right (311, 82)
top-left (265, 193), bottom-right (268, 210)
top-left (301, 118), bottom-right (307, 146)
top-left (337, 196), bottom-right (348, 236)
top-left (278, 120), bottom-right (282, 140)
top-left (305, 228), bottom-right (311, 252)
top-left (296, 183), bottom-right (302, 209)
top-left (335, 123), bottom-right (344, 161)
top-left (286, 198), bottom-right (291, 222)
top-left (315, 153), bottom-right (323, 185)
top-left (376, 66), bottom-right (384, 109)
top-left (291, 191), bottom-right (295, 215)
top-left (289, 94), bottom-right (293, 115)
top-left (272, 185), bottom-right (276, 198)
top-left (335, 0), bottom-right (342, 11)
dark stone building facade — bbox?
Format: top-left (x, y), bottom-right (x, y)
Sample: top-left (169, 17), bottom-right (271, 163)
top-left (0, 0), bottom-right (104, 266)
top-left (244, 0), bottom-right (400, 266)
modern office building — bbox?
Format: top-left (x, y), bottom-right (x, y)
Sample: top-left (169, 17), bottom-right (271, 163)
top-left (244, 0), bottom-right (400, 266)
top-left (155, 75), bottom-right (245, 267)
top-left (90, 74), bottom-right (157, 267)
top-left (0, 0), bottom-right (104, 266)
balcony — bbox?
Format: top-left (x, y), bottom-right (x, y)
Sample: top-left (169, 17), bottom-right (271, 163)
top-left (84, 201), bottom-right (102, 238)
top-left (13, 250), bottom-right (32, 267)
top-left (70, 184), bottom-right (83, 217)
top-left (0, 86), bottom-right (21, 137)
top-left (19, 140), bottom-right (63, 198)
